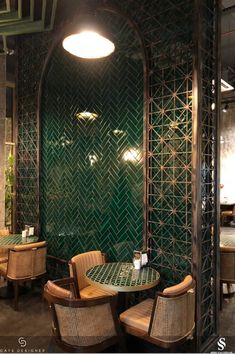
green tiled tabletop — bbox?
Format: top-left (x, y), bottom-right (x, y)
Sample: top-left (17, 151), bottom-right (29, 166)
top-left (0, 235), bottom-right (38, 248)
top-left (86, 262), bottom-right (160, 292)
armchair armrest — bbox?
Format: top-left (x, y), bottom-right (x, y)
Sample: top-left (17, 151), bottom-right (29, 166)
top-left (52, 277), bottom-right (78, 298)
top-left (0, 257), bottom-right (7, 264)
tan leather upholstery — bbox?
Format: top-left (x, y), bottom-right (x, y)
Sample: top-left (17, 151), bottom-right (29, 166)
top-left (0, 262), bottom-right (7, 274)
top-left (13, 241), bottom-right (47, 252)
top-left (0, 229), bottom-right (9, 236)
top-left (70, 250), bottom-right (117, 298)
top-left (119, 298), bottom-right (153, 332)
top-left (70, 251), bottom-right (104, 290)
top-left (80, 284), bottom-right (116, 298)
top-left (0, 257), bottom-right (8, 264)
top-left (47, 280), bottom-right (73, 299)
top-left (163, 275), bottom-right (193, 296)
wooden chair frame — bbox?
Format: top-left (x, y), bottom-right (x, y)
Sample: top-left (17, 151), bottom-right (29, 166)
top-left (44, 278), bottom-right (126, 353)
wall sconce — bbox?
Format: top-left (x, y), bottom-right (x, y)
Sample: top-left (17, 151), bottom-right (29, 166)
top-left (222, 104), bottom-right (229, 113)
top-left (75, 111), bottom-right (98, 120)
top-left (62, 6), bottom-right (115, 59)
top-left (123, 148), bottom-right (141, 163)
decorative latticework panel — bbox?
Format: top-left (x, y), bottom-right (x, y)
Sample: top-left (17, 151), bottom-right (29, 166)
top-left (16, 33), bottom-right (52, 231)
top-left (144, 1), bottom-right (194, 286)
top-left (40, 13), bottom-right (144, 261)
top-left (193, 0), bottom-right (220, 349)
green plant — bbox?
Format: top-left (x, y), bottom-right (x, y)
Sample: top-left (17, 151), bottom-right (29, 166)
top-left (5, 152), bottom-right (14, 227)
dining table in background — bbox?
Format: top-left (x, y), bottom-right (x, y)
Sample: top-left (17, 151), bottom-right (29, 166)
top-left (0, 235), bottom-right (39, 260)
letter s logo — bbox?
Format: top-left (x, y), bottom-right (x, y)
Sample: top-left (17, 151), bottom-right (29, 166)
top-left (217, 337), bottom-right (226, 351)
top-left (18, 337), bottom-right (27, 348)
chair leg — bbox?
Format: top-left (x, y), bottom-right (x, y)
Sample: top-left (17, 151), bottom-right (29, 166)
top-left (13, 282), bottom-right (19, 311)
top-left (118, 335), bottom-right (127, 353)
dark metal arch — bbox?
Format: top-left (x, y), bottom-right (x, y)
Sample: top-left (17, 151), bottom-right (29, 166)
top-left (37, 4), bottom-right (149, 244)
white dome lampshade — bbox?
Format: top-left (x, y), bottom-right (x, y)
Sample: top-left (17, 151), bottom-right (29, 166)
top-left (62, 29), bottom-right (115, 59)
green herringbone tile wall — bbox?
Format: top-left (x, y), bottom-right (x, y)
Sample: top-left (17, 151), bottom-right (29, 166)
top-left (40, 13), bottom-right (144, 261)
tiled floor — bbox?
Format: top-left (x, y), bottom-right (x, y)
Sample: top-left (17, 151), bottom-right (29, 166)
top-left (0, 279), bottom-right (235, 353)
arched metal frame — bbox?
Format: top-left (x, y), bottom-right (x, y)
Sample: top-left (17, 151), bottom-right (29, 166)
top-left (37, 4), bottom-right (149, 247)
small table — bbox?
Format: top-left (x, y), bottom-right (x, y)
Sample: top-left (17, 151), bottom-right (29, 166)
top-left (86, 262), bottom-right (160, 293)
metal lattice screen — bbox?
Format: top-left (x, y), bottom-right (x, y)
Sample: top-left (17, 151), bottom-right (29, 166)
top-left (145, 1), bottom-right (193, 286)
top-left (40, 13), bottom-right (144, 261)
top-left (16, 33), bottom-right (52, 232)
top-left (193, 0), bottom-right (220, 348)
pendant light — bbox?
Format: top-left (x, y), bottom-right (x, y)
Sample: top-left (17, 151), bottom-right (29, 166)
top-left (62, 6), bottom-right (115, 59)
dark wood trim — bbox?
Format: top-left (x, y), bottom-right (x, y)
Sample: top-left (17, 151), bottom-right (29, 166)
top-left (69, 260), bottom-right (81, 298)
top-left (148, 293), bottom-right (159, 336)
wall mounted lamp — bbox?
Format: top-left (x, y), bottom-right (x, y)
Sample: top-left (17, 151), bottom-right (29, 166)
top-left (222, 104), bottom-right (229, 113)
top-left (62, 7), bottom-right (115, 59)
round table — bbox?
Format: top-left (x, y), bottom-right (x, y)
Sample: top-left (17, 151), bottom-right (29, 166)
top-left (86, 262), bottom-right (160, 292)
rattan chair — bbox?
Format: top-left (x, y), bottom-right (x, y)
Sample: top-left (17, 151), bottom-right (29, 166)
top-left (0, 241), bottom-right (47, 310)
top-left (220, 246), bottom-right (235, 309)
top-left (69, 250), bottom-right (117, 298)
top-left (44, 278), bottom-right (126, 353)
top-left (119, 275), bottom-right (195, 351)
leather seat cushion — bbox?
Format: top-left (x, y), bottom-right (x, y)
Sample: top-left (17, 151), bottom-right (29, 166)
top-left (119, 298), bottom-right (153, 332)
top-left (80, 285), bottom-right (117, 298)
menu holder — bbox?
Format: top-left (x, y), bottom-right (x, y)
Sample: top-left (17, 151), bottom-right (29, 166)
top-left (133, 250), bottom-right (148, 269)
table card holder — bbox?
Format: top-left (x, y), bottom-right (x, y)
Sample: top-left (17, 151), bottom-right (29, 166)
top-left (133, 250), bottom-right (148, 269)
top-left (133, 250), bottom-right (141, 269)
top-left (22, 230), bottom-right (27, 238)
top-left (24, 225), bottom-right (34, 236)
top-left (141, 250), bottom-right (148, 266)
top-left (28, 227), bottom-right (34, 236)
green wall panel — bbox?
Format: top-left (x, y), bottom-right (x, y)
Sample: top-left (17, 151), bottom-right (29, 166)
top-left (40, 13), bottom-right (144, 261)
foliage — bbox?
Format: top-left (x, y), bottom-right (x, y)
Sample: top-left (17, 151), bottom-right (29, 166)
top-left (5, 152), bottom-right (14, 227)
